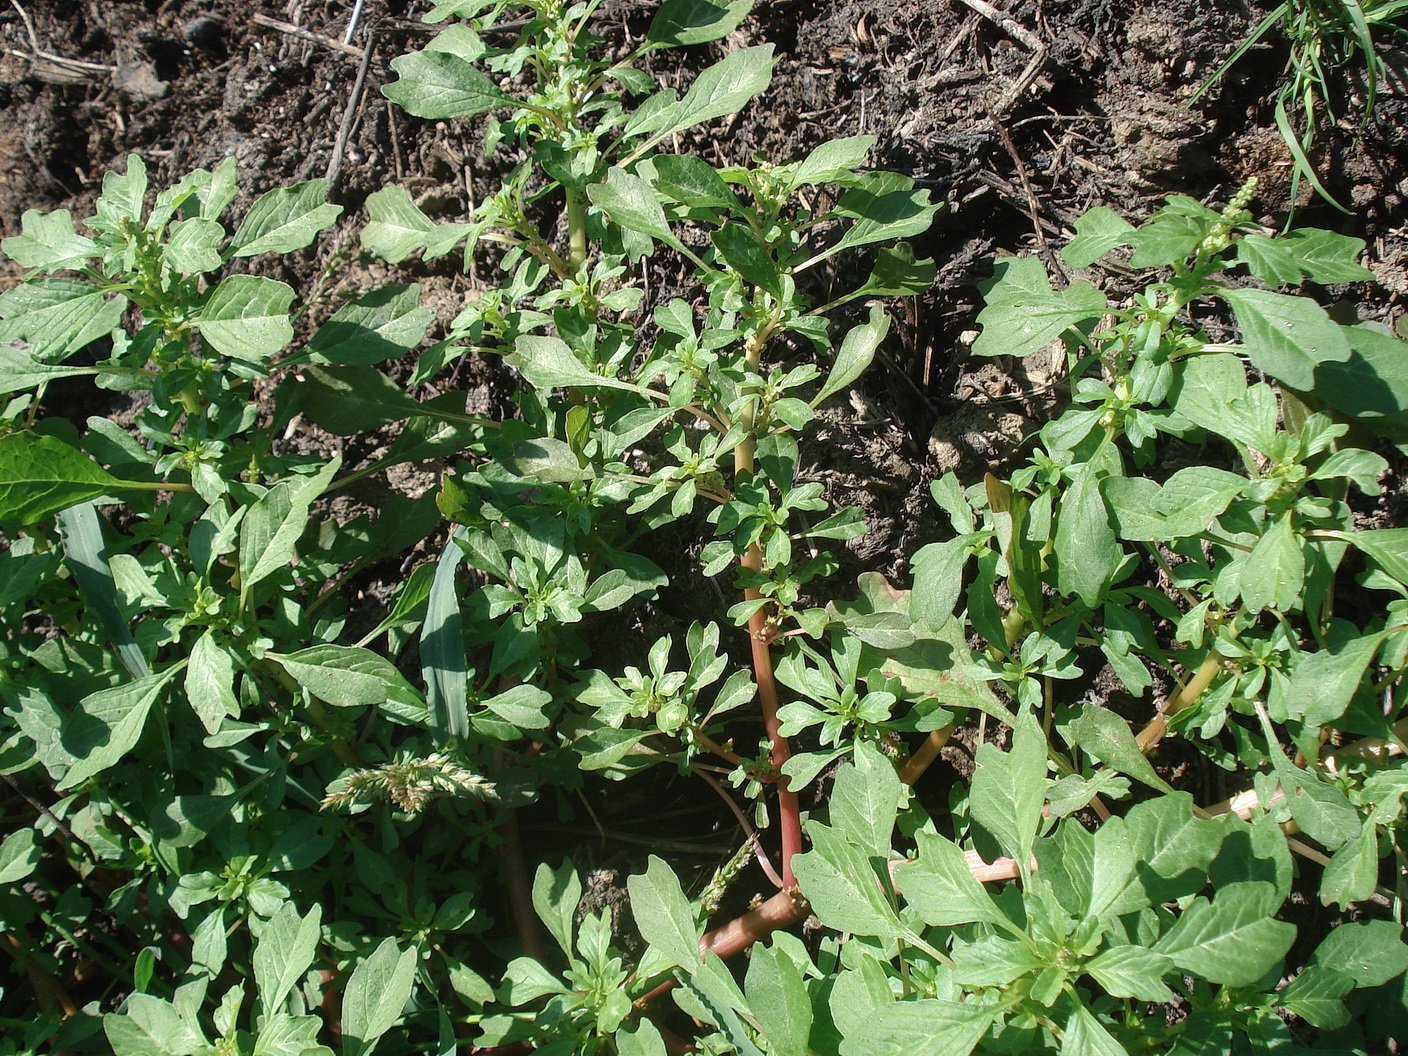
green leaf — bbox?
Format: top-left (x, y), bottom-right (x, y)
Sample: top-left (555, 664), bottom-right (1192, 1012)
top-left (645, 154), bottom-right (739, 210)
top-left (58, 501), bottom-right (150, 679)
top-left (532, 861), bottom-right (582, 959)
top-left (1279, 228), bottom-right (1374, 283)
top-left (812, 304), bottom-right (888, 408)
top-left (896, 829), bottom-right (1007, 927)
top-left (969, 707), bottom-right (1046, 867)
top-left (342, 937), bottom-right (419, 1056)
top-left (90, 154), bottom-right (149, 234)
top-left (505, 335), bottom-right (655, 394)
top-left (184, 632), bottom-right (239, 734)
top-left (711, 222), bottom-right (780, 295)
top-left (793, 822), bottom-right (902, 940)
top-left (1236, 234), bottom-right (1304, 287)
top-left (849, 243), bottom-right (937, 301)
top-left (788, 135), bottom-right (874, 189)
top-left (828, 740), bottom-right (902, 859)
top-left (1059, 1005), bottom-right (1129, 1056)
top-left (0, 345), bottom-right (102, 394)
top-left (972, 256), bottom-right (1106, 357)
top-left (1221, 287), bottom-right (1352, 391)
top-left (231, 179), bottom-right (342, 256)
top-left (0, 828), bottom-right (40, 885)
top-left (1062, 205), bottom-right (1136, 267)
top-left (296, 364), bottom-right (425, 434)
top-left (909, 535), bottom-right (976, 630)
top-left (617, 1021), bottom-right (669, 1056)
top-left (1083, 945), bottom-right (1174, 1002)
top-left (1153, 882), bottom-right (1295, 985)
top-left (1343, 527), bottom-right (1408, 585)
top-left (0, 277), bottom-right (127, 359)
top-left (588, 168), bottom-right (685, 252)
top-left (1318, 821), bottom-right (1379, 908)
top-left (1067, 706), bottom-right (1174, 794)
top-left (272, 645), bottom-right (422, 710)
top-left (303, 285), bottom-right (433, 366)
top-left (0, 433), bottom-right (125, 527)
top-left (819, 173), bottom-right (939, 263)
top-left (196, 274), bottom-right (296, 364)
top-left (238, 459), bottom-right (340, 591)
top-left (504, 437), bottom-right (593, 482)
top-left (626, 45), bottom-right (775, 152)
top-left (58, 668), bottom-right (177, 790)
top-left (163, 218), bottom-right (224, 274)
top-left (1124, 792), bottom-right (1226, 903)
top-left (628, 856), bottom-right (699, 969)
top-left (648, 0), bottom-right (753, 45)
top-left (105, 993), bottom-right (206, 1056)
top-left (745, 943), bottom-right (812, 1056)
top-left (383, 46), bottom-right (514, 119)
top-left (2, 209), bottom-right (99, 271)
top-left (362, 186), bottom-right (456, 263)
top-left (254, 902), bottom-right (323, 1017)
top-left (1287, 630), bottom-right (1386, 728)
top-left (423, 527), bottom-right (468, 742)
top-left (838, 998), bottom-right (997, 1056)
top-left (1053, 456), bottom-right (1121, 608)
top-left (1311, 919), bottom-right (1408, 987)
top-left (1239, 513), bottom-right (1302, 614)
top-left (1276, 965), bottom-right (1353, 1030)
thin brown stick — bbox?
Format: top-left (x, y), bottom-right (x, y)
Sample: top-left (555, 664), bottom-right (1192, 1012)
top-left (325, 31), bottom-right (375, 188)
top-left (251, 13), bottom-right (366, 59)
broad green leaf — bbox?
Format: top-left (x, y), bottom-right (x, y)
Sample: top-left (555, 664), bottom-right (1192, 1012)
top-left (793, 822), bottom-right (902, 939)
top-left (587, 168), bottom-right (685, 251)
top-left (617, 1021), bottom-right (669, 1056)
top-left (238, 458), bottom-right (340, 591)
top-left (1059, 1005), bottom-right (1129, 1056)
top-left (819, 173), bottom-right (939, 263)
top-left (1343, 527), bottom-right (1408, 586)
top-left (104, 993), bottom-right (206, 1056)
top-left (90, 154), bottom-right (149, 235)
top-left (272, 645), bottom-right (422, 711)
top-left (828, 740), bottom-right (903, 859)
top-left (532, 861), bottom-right (582, 959)
top-left (626, 46), bottom-right (775, 152)
top-left (1086, 815), bottom-right (1139, 918)
top-left (1124, 792), bottom-right (1225, 902)
top-left (296, 364), bottom-right (424, 434)
top-left (1287, 630), bottom-right (1386, 728)
top-left (58, 501), bottom-right (150, 678)
top-left (0, 828), bottom-right (40, 884)
top-left (973, 256), bottom-right (1106, 357)
top-left (648, 0), bottom-right (753, 45)
top-left (897, 829), bottom-right (1006, 927)
top-left (254, 902), bottom-right (323, 1017)
top-left (969, 707), bottom-right (1046, 867)
top-left (1276, 965), bottom-right (1353, 1030)
top-left (849, 243), bottom-right (937, 302)
top-left (1170, 352), bottom-right (1249, 439)
top-left (504, 437), bottom-right (593, 482)
top-left (745, 943), bottom-right (811, 1056)
top-left (712, 222), bottom-right (780, 295)
top-left (196, 274), bottom-right (295, 364)
top-left (1067, 706), bottom-right (1174, 794)
top-left (231, 179), bottom-right (342, 256)
top-left (342, 937), bottom-right (420, 1056)
top-left (1221, 287), bottom-right (1351, 391)
top-left (303, 285), bottom-right (433, 366)
top-left (163, 217), bottom-right (224, 274)
top-left (1053, 456), bottom-right (1121, 608)
top-left (2, 208), bottom-right (99, 271)
top-left (1279, 228), bottom-right (1374, 283)
top-left (953, 933), bottom-right (1046, 987)
top-left (1062, 205), bottom-right (1136, 267)
top-left (255, 1014), bottom-right (334, 1056)
top-left (1236, 234), bottom-right (1304, 287)
top-left (1311, 919), bottom-right (1408, 987)
top-left (789, 135), bottom-right (874, 189)
top-left (628, 856), bottom-right (699, 969)
top-left (184, 632), bottom-right (238, 734)
top-left (363, 186), bottom-right (448, 263)
top-left (1318, 822), bottom-right (1379, 908)
top-left (505, 335), bottom-right (655, 394)
top-left (1239, 514), bottom-right (1302, 614)
top-left (1083, 944), bottom-right (1174, 1002)
top-left (423, 527), bottom-right (469, 741)
top-left (58, 668), bottom-right (177, 789)
top-left (0, 345), bottom-right (102, 394)
top-left (838, 998), bottom-right (996, 1056)
top-left (909, 535), bottom-right (977, 630)
top-left (812, 303), bottom-right (889, 408)
top-left (0, 277), bottom-right (127, 359)
top-left (0, 433), bottom-right (125, 527)
top-left (1153, 882), bottom-right (1294, 985)
top-left (383, 46), bottom-right (514, 119)
top-left (645, 154), bottom-right (739, 209)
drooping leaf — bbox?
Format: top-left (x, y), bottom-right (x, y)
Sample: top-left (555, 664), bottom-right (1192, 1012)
top-left (303, 285), bottom-right (433, 366)
top-left (588, 168), bottom-right (686, 252)
top-left (973, 256), bottom-right (1106, 358)
top-left (57, 501), bottom-right (150, 678)
top-left (0, 277), bottom-right (127, 360)
top-left (812, 304), bottom-right (889, 408)
top-left (648, 0), bottom-right (753, 46)
top-left (532, 861), bottom-right (582, 959)
top-left (58, 668), bottom-right (177, 790)
top-left (423, 527), bottom-right (469, 742)
top-left (1, 209), bottom-right (100, 271)
top-left (0, 433), bottom-right (123, 528)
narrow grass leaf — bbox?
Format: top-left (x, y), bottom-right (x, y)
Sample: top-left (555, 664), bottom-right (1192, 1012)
top-left (58, 500), bottom-right (149, 678)
top-left (423, 527), bottom-right (469, 741)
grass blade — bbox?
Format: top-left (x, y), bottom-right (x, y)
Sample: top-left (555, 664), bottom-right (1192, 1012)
top-left (422, 526), bottom-right (469, 742)
top-left (57, 501), bottom-right (150, 678)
